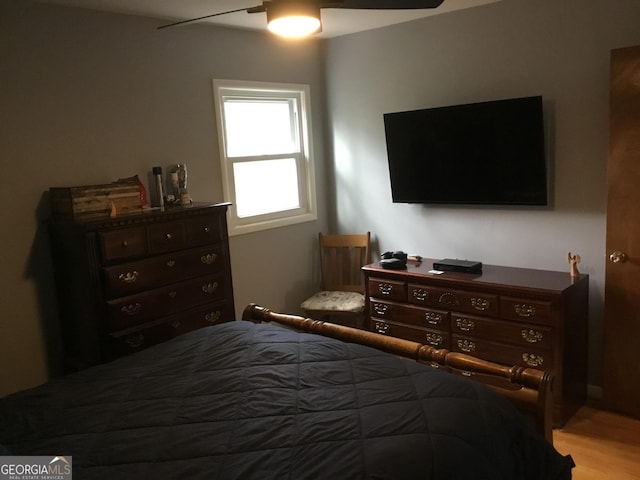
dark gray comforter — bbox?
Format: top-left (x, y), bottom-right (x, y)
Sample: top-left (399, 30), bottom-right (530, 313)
top-left (0, 320), bottom-right (573, 479)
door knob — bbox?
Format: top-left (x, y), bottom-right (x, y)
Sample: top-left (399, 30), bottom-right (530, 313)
top-left (609, 251), bottom-right (627, 263)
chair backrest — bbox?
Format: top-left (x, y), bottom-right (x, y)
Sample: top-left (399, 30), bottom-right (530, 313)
top-left (319, 232), bottom-right (371, 293)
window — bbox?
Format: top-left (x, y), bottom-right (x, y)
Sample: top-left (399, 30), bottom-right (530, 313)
top-left (213, 79), bottom-right (317, 236)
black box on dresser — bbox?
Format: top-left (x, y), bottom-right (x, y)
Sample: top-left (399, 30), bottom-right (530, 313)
top-left (362, 260), bottom-right (589, 427)
top-left (48, 202), bottom-right (235, 371)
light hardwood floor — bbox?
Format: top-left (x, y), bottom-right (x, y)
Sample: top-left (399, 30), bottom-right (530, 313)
top-left (554, 407), bottom-right (640, 479)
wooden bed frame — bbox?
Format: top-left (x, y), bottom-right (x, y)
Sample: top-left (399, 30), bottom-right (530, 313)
top-left (242, 303), bottom-right (554, 443)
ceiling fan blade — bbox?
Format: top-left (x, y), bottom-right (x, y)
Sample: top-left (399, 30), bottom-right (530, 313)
top-left (157, 6), bottom-right (263, 30)
top-left (156, 0), bottom-right (444, 31)
top-left (336, 0), bottom-right (444, 8)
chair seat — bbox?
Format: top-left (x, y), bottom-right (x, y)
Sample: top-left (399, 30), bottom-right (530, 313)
top-left (301, 291), bottom-right (365, 313)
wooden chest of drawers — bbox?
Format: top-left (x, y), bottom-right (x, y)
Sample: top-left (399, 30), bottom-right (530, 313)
top-left (49, 202), bottom-right (235, 370)
top-left (363, 260), bottom-right (589, 426)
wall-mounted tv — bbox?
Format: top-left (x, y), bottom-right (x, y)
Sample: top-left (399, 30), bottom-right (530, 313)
top-left (383, 96), bottom-right (548, 206)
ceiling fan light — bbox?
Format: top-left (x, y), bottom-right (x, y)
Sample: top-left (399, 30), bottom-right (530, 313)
top-left (267, 2), bottom-right (322, 38)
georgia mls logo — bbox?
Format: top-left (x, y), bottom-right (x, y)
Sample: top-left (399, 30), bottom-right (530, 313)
top-left (49, 456), bottom-right (71, 475)
top-left (0, 455), bottom-right (72, 479)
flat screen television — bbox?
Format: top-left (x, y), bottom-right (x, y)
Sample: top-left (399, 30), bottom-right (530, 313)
top-left (383, 96), bottom-right (548, 206)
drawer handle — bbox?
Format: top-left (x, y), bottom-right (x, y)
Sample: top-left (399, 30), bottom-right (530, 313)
top-left (121, 303), bottom-right (142, 316)
top-left (522, 329), bottom-right (543, 343)
top-left (457, 339), bottom-right (476, 353)
top-left (373, 303), bottom-right (388, 315)
top-left (171, 321), bottom-right (181, 329)
top-left (205, 311), bottom-right (222, 323)
top-left (425, 312), bottom-right (442, 325)
top-left (425, 333), bottom-right (444, 346)
top-left (412, 288), bottom-right (428, 301)
top-left (471, 298), bottom-right (490, 311)
top-left (121, 240), bottom-right (128, 248)
top-left (456, 318), bottom-right (475, 332)
top-left (438, 292), bottom-right (459, 306)
top-left (514, 304), bottom-right (537, 317)
top-left (168, 291), bottom-right (177, 298)
top-left (201, 253), bottom-right (218, 265)
top-left (522, 353), bottom-right (544, 367)
top-left (374, 321), bottom-right (389, 335)
top-left (118, 271), bottom-right (139, 284)
top-left (124, 333), bottom-right (144, 348)
top-left (165, 233), bottom-right (173, 240)
top-left (203, 226), bottom-right (210, 233)
top-left (202, 282), bottom-right (219, 294)
top-left (378, 283), bottom-right (393, 295)
top-left (166, 260), bottom-right (176, 267)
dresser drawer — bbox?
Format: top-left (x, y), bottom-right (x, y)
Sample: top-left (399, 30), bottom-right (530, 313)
top-left (500, 297), bottom-right (553, 325)
top-left (368, 278), bottom-right (407, 302)
top-left (186, 213), bottom-right (224, 247)
top-left (148, 220), bottom-right (188, 254)
top-left (106, 274), bottom-right (228, 331)
top-left (452, 335), bottom-right (553, 369)
top-left (102, 245), bottom-right (225, 298)
top-left (100, 226), bottom-right (148, 262)
top-left (451, 313), bottom-right (553, 349)
top-left (99, 215), bottom-right (221, 262)
top-left (370, 299), bottom-right (449, 330)
top-left (420, 286), bottom-right (499, 317)
top-left (107, 301), bottom-right (233, 357)
top-left (371, 319), bottom-right (450, 348)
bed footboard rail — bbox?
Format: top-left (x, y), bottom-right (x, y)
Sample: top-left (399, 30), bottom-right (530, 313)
top-left (242, 303), bottom-right (554, 443)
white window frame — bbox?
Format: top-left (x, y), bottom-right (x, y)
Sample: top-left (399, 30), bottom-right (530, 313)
top-left (213, 79), bottom-right (317, 236)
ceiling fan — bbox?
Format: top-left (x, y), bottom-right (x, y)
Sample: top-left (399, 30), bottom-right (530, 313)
top-left (157, 0), bottom-right (446, 38)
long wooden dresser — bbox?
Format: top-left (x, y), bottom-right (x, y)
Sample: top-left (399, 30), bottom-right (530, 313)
top-left (49, 202), bottom-right (235, 370)
top-left (362, 260), bottom-right (589, 426)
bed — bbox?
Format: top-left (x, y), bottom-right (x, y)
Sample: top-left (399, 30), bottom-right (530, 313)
top-left (0, 304), bottom-right (573, 479)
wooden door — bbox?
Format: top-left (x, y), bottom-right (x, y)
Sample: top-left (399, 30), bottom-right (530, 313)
top-left (603, 45), bottom-right (640, 418)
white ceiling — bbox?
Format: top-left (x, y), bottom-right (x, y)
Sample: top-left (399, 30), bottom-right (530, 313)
top-left (35, 0), bottom-right (500, 38)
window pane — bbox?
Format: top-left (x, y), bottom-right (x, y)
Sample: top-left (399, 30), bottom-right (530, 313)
top-left (213, 79), bottom-right (317, 235)
top-left (233, 158), bottom-right (300, 217)
top-left (224, 99), bottom-right (297, 157)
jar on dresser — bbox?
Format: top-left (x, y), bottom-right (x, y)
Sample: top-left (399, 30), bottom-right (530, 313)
top-left (362, 260), bottom-right (589, 427)
top-left (48, 202), bottom-right (235, 371)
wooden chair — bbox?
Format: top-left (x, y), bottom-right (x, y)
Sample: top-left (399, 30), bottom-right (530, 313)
top-left (301, 232), bottom-right (370, 328)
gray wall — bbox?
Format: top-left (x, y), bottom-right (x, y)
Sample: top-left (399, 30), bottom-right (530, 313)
top-left (324, 0), bottom-right (640, 390)
top-left (3, 0), bottom-right (640, 397)
top-left (0, 0), bottom-right (328, 396)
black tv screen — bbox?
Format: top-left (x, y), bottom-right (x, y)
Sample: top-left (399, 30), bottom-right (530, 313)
top-left (383, 96), bottom-right (548, 206)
